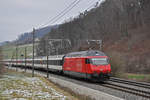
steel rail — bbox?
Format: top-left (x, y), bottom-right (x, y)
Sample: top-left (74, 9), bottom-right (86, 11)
top-left (110, 77), bottom-right (150, 89)
top-left (102, 82), bottom-right (150, 99)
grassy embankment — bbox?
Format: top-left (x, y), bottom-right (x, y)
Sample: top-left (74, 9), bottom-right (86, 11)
top-left (2, 44), bottom-right (33, 59)
top-left (124, 73), bottom-right (150, 82)
top-left (0, 70), bottom-right (79, 100)
top-left (0, 47), bottom-right (5, 76)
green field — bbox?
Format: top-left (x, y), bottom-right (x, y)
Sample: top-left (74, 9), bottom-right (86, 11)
top-left (2, 44), bottom-right (34, 59)
top-left (126, 73), bottom-right (150, 82)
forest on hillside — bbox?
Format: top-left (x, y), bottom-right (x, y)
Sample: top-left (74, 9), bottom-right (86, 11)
top-left (13, 25), bottom-right (58, 45)
top-left (38, 0), bottom-right (150, 74)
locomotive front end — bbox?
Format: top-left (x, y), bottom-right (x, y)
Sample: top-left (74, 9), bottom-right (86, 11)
top-left (86, 57), bottom-right (111, 81)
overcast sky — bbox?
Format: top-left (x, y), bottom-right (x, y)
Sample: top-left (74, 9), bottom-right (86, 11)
top-left (0, 0), bottom-right (104, 42)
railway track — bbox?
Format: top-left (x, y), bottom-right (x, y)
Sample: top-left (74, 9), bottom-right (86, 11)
top-left (102, 82), bottom-right (150, 99)
top-left (110, 77), bottom-right (150, 89)
top-left (102, 77), bottom-right (150, 99)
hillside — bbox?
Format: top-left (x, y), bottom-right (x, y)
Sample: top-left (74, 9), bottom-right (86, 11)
top-left (17, 25), bottom-right (58, 45)
top-left (0, 25), bottom-right (58, 46)
top-left (0, 41), bottom-right (10, 46)
top-left (38, 0), bottom-right (150, 74)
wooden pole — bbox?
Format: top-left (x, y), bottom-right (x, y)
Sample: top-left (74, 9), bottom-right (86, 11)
top-left (32, 28), bottom-right (35, 77)
top-left (9, 51), bottom-right (14, 69)
top-left (16, 44), bottom-right (18, 71)
top-left (46, 39), bottom-right (49, 78)
top-left (25, 47), bottom-right (27, 72)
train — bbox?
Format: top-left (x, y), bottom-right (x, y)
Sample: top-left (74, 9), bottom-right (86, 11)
top-left (4, 50), bottom-right (111, 81)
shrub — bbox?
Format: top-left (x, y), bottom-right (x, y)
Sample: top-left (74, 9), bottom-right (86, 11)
top-left (107, 51), bottom-right (126, 77)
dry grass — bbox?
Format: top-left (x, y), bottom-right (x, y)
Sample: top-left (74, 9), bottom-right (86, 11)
top-left (47, 78), bottom-right (95, 100)
top-left (39, 77), bottom-right (79, 100)
top-left (6, 69), bottom-right (93, 100)
top-left (0, 70), bottom-right (79, 100)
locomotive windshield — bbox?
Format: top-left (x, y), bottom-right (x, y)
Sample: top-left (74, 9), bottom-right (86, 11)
top-left (90, 58), bottom-right (108, 65)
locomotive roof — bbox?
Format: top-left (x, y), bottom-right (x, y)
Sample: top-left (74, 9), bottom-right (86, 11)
top-left (65, 50), bottom-right (106, 57)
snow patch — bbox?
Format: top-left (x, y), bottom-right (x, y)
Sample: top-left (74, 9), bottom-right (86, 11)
top-left (0, 74), bottom-right (67, 100)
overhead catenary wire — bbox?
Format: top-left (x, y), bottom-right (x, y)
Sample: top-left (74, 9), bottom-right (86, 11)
top-left (39, 0), bottom-right (82, 28)
top-left (40, 0), bottom-right (103, 28)
top-left (29, 0), bottom-right (102, 32)
top-left (49, 0), bottom-right (82, 25)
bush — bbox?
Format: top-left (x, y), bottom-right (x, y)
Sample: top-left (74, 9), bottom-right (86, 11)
top-left (107, 51), bottom-right (126, 77)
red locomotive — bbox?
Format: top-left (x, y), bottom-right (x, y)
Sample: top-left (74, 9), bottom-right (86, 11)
top-left (63, 50), bottom-right (111, 81)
